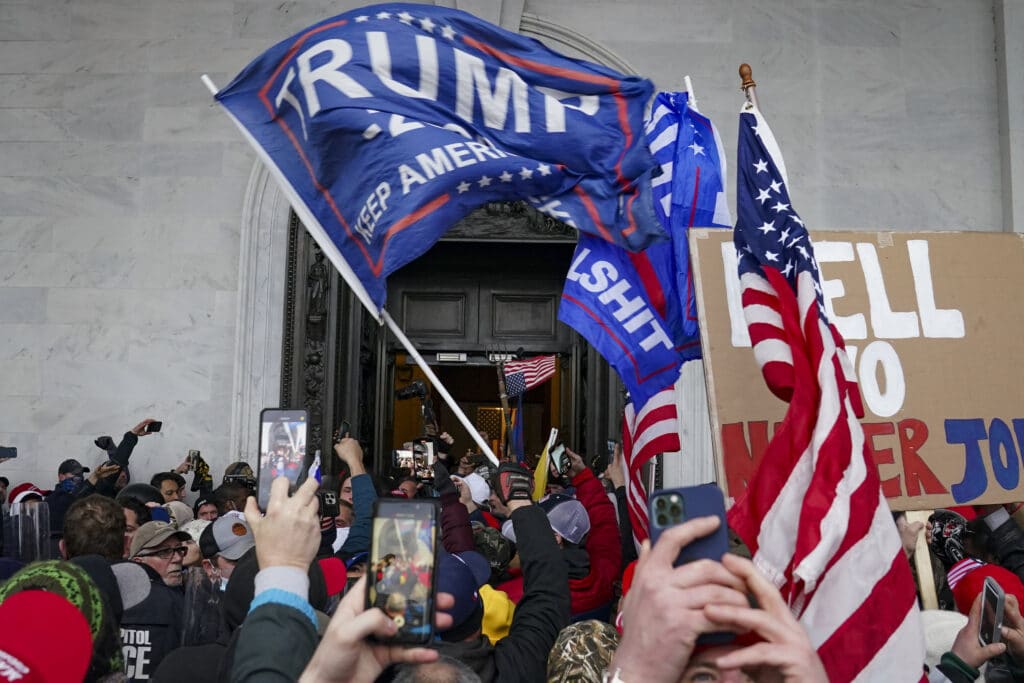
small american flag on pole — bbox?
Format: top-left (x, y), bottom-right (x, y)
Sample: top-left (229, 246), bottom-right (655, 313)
top-left (726, 104), bottom-right (925, 681)
top-left (503, 355), bottom-right (557, 398)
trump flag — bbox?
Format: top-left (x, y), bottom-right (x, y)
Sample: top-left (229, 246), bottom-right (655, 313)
top-left (212, 3), bottom-right (666, 313)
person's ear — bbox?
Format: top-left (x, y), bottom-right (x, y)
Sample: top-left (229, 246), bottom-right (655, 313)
top-left (58, 539), bottom-right (67, 560)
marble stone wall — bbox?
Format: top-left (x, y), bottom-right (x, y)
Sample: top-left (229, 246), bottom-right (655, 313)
top-left (0, 0), bottom-right (1015, 495)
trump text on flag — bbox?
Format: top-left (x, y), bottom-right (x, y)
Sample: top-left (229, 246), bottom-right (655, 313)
top-left (691, 229), bottom-right (1024, 510)
top-left (214, 4), bottom-right (665, 310)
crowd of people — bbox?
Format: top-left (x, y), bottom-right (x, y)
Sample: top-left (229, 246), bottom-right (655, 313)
top-left (3, 418), bottom-right (1024, 682)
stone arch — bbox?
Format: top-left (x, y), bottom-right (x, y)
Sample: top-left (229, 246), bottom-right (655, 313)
top-left (228, 11), bottom-right (714, 488)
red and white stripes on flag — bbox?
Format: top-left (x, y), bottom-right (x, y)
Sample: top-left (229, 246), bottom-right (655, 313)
top-left (621, 388), bottom-right (679, 546)
top-left (502, 355), bottom-right (557, 393)
top-left (728, 105), bottom-right (925, 682)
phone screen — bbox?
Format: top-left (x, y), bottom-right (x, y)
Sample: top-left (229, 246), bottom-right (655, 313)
top-left (980, 578), bottom-right (1005, 645)
top-left (258, 409), bottom-right (308, 508)
top-left (393, 449), bottom-right (415, 471)
top-left (412, 439), bottom-right (435, 479)
top-left (549, 444), bottom-right (567, 476)
top-left (146, 421), bottom-right (163, 433)
top-left (368, 500), bottom-right (438, 643)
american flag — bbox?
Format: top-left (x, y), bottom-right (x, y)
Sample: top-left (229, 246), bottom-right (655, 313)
top-left (726, 104), bottom-right (925, 681)
top-left (621, 388), bottom-right (679, 545)
top-left (503, 355), bottom-right (557, 398)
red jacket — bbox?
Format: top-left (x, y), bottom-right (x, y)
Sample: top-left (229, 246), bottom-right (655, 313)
top-left (498, 469), bottom-right (621, 615)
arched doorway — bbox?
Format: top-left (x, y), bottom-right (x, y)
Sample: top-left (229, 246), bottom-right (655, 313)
top-left (276, 202), bottom-right (622, 477)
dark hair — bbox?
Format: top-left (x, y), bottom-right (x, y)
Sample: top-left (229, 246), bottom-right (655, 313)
top-left (63, 495), bottom-right (126, 561)
top-left (120, 497), bottom-right (152, 526)
top-left (213, 482), bottom-right (250, 514)
top-left (150, 472), bottom-right (185, 490)
top-left (388, 656), bottom-right (481, 682)
top-left (0, 477), bottom-right (8, 488)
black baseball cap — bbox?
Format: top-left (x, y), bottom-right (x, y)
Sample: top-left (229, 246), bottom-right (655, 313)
top-left (58, 459), bottom-right (89, 476)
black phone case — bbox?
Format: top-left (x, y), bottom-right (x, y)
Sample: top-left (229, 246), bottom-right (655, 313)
top-left (366, 499), bottom-right (440, 645)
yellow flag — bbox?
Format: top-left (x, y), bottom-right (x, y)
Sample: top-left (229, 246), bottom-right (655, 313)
top-left (532, 428), bottom-right (559, 501)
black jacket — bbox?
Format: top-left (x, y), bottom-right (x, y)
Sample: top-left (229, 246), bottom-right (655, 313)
top-left (118, 562), bottom-right (184, 681)
top-left (436, 503), bottom-right (570, 683)
top-left (229, 602), bottom-right (318, 682)
top-left (985, 515), bottom-right (1024, 583)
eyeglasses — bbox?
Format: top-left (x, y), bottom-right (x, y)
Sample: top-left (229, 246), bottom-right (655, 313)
top-left (137, 545), bottom-right (188, 560)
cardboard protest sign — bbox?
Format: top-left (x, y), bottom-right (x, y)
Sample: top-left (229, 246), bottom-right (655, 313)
top-left (691, 229), bottom-right (1024, 511)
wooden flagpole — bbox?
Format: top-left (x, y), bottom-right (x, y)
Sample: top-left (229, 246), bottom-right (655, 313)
top-left (739, 63), bottom-right (759, 110)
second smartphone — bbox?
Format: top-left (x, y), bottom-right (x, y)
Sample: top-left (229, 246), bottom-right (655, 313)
top-left (367, 499), bottom-right (439, 644)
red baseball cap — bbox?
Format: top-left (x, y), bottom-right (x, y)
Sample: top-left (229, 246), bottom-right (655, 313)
top-left (0, 590), bottom-right (93, 682)
top-left (950, 561), bottom-right (1024, 615)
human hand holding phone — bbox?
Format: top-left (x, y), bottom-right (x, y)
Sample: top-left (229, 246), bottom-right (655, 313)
top-left (702, 554), bottom-right (828, 682)
top-left (948, 592), bottom-right (1007, 669)
top-left (564, 446), bottom-right (586, 479)
top-left (609, 516), bottom-right (749, 683)
top-left (245, 476), bottom-right (320, 572)
top-left (334, 438), bottom-right (365, 477)
top-left (299, 575), bottom-right (454, 683)
top-left (131, 418), bottom-right (159, 436)
top-left (1000, 593), bottom-right (1024, 661)
top-left (603, 443), bottom-right (625, 489)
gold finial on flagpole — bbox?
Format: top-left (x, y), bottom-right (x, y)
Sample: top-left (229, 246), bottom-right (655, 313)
top-left (739, 63), bottom-right (759, 110)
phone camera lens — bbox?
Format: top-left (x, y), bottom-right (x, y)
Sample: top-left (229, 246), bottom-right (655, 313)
top-left (670, 504), bottom-right (682, 518)
top-left (656, 514), bottom-right (668, 527)
top-left (655, 498), bottom-right (667, 510)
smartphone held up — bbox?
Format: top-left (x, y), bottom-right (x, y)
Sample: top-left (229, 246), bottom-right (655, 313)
top-left (980, 576), bottom-right (1006, 647)
top-left (367, 499), bottom-right (439, 644)
top-left (648, 484), bottom-right (729, 566)
top-left (257, 408), bottom-right (308, 510)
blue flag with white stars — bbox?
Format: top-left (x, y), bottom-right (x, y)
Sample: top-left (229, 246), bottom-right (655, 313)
top-left (646, 91), bottom-right (730, 345)
top-left (735, 107), bottom-right (824, 313)
top-left (213, 3), bottom-right (666, 313)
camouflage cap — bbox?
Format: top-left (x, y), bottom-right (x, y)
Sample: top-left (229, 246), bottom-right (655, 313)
top-left (546, 619), bottom-right (620, 682)
top-left (471, 521), bottom-right (514, 575)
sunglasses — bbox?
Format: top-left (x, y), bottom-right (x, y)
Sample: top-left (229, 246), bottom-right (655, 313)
top-left (138, 545), bottom-right (188, 560)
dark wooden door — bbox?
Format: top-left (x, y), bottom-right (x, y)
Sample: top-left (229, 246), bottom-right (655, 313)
top-left (280, 203), bottom-right (623, 475)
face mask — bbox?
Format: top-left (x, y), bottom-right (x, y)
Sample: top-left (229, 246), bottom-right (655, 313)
top-left (218, 578), bottom-right (229, 592)
top-left (59, 478), bottom-right (78, 493)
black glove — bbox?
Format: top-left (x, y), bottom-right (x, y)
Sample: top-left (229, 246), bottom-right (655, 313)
top-left (491, 463), bottom-right (533, 505)
top-left (928, 509), bottom-right (969, 568)
top-left (94, 435), bottom-right (116, 453)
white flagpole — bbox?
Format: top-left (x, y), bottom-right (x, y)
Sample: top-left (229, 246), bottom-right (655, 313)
top-left (382, 310), bottom-right (499, 467)
top-left (202, 75), bottom-right (500, 468)
top-left (684, 75), bottom-right (698, 111)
